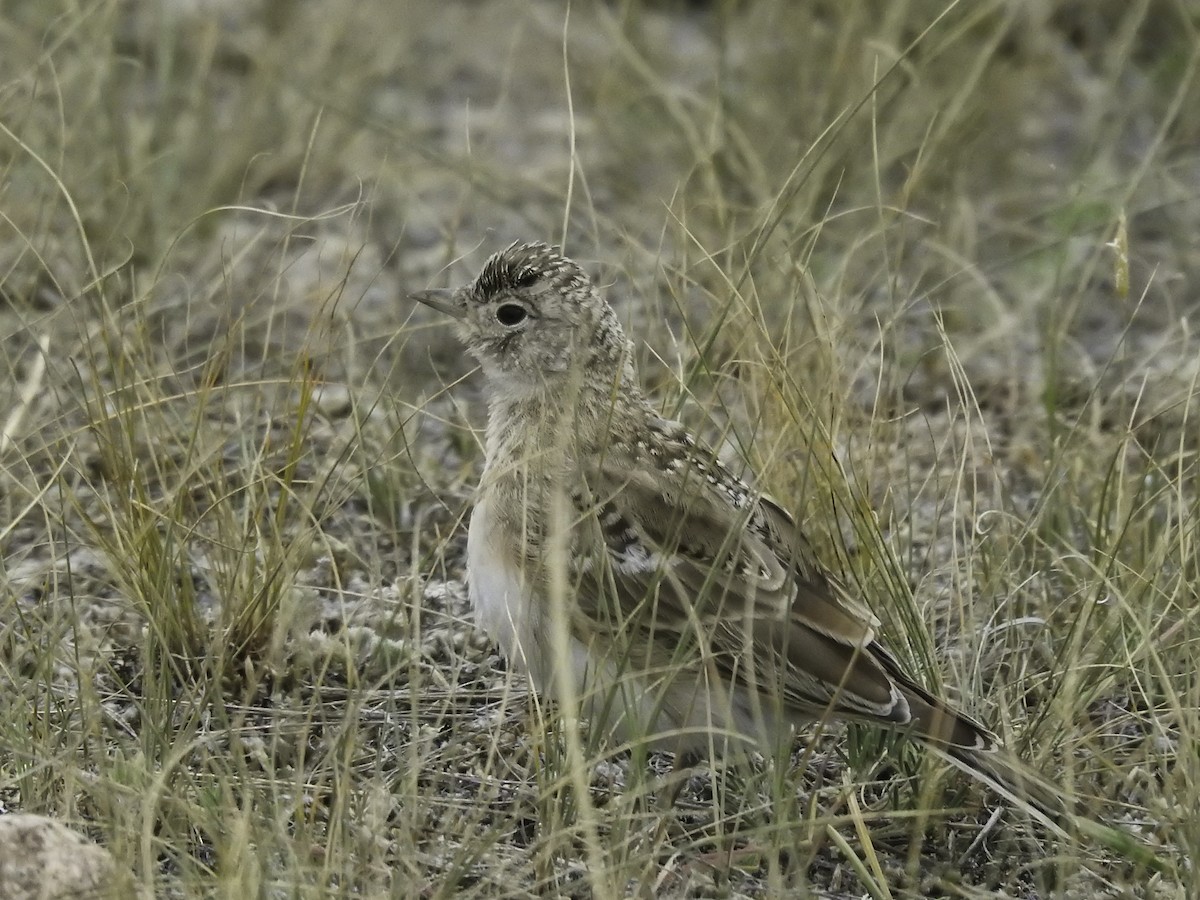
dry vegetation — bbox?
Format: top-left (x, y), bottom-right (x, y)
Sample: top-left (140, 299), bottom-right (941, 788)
top-left (2, 0), bottom-right (1199, 897)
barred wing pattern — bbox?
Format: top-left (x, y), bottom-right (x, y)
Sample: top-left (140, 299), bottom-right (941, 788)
top-left (565, 423), bottom-right (995, 755)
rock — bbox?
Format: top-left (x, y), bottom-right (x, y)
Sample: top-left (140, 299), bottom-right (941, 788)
top-left (0, 814), bottom-right (117, 900)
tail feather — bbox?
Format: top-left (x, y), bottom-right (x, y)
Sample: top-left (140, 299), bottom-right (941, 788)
top-left (928, 738), bottom-right (1172, 875)
top-left (904, 687), bottom-right (998, 753)
top-left (898, 684), bottom-right (1171, 873)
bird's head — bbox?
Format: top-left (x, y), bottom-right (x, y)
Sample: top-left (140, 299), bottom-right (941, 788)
top-left (413, 241), bottom-right (633, 400)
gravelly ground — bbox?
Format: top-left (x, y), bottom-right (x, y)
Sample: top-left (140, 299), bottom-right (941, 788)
top-left (1, 1), bottom-right (1197, 897)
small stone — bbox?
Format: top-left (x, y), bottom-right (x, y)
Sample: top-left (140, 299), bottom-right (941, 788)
top-left (0, 814), bottom-right (118, 900)
top-left (312, 383), bottom-right (353, 416)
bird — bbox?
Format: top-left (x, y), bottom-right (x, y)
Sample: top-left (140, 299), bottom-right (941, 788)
top-left (412, 240), bottom-right (996, 763)
top-left (410, 241), bottom-right (1173, 873)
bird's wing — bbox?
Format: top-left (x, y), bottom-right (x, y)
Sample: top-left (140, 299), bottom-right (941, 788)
top-left (570, 449), bottom-right (912, 725)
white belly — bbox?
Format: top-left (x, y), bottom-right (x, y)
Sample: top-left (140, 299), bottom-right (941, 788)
top-left (467, 493), bottom-right (537, 674)
top-left (466, 494), bottom-right (768, 755)
top-left (466, 493), bottom-right (621, 719)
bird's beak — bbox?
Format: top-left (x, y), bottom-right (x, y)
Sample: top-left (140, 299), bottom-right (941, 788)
top-left (410, 289), bottom-right (465, 320)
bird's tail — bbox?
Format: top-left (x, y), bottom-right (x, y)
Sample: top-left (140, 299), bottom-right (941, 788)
top-left (902, 683), bottom-right (999, 753)
top-left (899, 684), bottom-right (1170, 873)
top-left (928, 736), bottom-right (1171, 874)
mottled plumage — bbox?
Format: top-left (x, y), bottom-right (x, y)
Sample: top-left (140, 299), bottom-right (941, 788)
top-left (413, 240), bottom-right (997, 761)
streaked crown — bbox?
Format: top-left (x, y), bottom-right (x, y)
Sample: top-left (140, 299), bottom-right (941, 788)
top-left (419, 241), bottom-right (634, 396)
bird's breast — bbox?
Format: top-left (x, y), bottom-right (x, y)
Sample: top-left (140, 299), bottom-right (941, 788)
top-left (467, 491), bottom-right (542, 678)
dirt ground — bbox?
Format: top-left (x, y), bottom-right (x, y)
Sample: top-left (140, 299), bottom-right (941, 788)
top-left (1, 1), bottom-right (1197, 897)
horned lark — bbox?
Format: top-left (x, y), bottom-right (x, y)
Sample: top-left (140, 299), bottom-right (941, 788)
top-left (413, 240), bottom-right (995, 763)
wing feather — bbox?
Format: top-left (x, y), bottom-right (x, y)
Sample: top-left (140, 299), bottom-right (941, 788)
top-left (569, 453), bottom-right (903, 721)
top-left (561, 438), bottom-right (995, 752)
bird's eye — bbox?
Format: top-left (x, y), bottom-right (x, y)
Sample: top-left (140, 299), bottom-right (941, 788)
top-left (495, 303), bottom-right (528, 326)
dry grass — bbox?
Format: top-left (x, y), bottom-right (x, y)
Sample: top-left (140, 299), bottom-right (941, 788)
top-left (2, 0), bottom-right (1198, 896)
